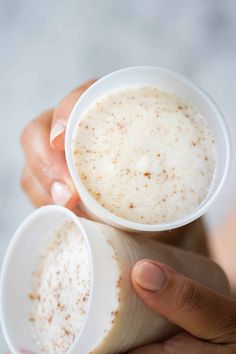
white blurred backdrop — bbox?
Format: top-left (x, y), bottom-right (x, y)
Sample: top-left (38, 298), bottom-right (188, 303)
top-left (0, 0), bottom-right (236, 351)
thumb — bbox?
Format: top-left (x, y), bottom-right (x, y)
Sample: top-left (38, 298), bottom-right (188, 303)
top-left (50, 80), bottom-right (96, 151)
top-left (132, 260), bottom-right (236, 344)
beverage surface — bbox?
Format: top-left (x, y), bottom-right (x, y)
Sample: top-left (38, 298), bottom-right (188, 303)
top-left (72, 86), bottom-right (216, 224)
top-left (29, 221), bottom-right (91, 354)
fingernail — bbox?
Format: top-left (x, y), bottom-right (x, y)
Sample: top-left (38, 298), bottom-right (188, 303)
top-left (134, 261), bottom-right (166, 291)
top-left (51, 181), bottom-right (72, 206)
top-left (50, 123), bottom-right (66, 145)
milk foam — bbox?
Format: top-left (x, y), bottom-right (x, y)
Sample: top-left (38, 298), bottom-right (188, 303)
top-left (29, 221), bottom-right (91, 354)
top-left (72, 86), bottom-right (216, 224)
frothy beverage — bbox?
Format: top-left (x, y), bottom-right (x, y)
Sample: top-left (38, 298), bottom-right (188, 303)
top-left (3, 205), bottom-right (229, 354)
top-left (29, 221), bottom-right (91, 354)
top-left (72, 86), bottom-right (215, 224)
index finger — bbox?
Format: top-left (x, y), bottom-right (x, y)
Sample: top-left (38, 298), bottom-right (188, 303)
top-left (50, 80), bottom-right (96, 151)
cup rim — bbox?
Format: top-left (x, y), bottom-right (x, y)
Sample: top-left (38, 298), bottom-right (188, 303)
top-left (65, 66), bottom-right (231, 232)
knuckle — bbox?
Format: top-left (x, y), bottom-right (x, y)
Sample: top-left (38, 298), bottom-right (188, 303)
top-left (20, 111), bottom-right (51, 146)
top-left (173, 280), bottom-right (202, 314)
top-left (20, 121), bottom-right (33, 146)
top-left (20, 171), bottom-right (30, 192)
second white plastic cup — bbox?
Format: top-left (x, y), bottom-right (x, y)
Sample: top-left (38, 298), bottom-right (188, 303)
top-left (1, 206), bottom-right (229, 354)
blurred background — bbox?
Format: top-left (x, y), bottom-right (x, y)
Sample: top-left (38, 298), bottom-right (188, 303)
top-left (0, 0), bottom-right (236, 351)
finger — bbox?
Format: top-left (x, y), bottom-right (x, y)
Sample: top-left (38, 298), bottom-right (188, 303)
top-left (127, 332), bottom-right (234, 354)
top-left (50, 80), bottom-right (96, 151)
top-left (21, 165), bottom-right (52, 207)
top-left (132, 260), bottom-right (236, 344)
top-left (21, 110), bottom-right (79, 208)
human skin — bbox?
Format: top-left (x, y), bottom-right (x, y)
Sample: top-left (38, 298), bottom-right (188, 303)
top-left (208, 209), bottom-right (236, 297)
top-left (123, 259), bottom-right (236, 353)
top-left (20, 80), bottom-right (97, 214)
top-left (17, 81), bottom-right (236, 354)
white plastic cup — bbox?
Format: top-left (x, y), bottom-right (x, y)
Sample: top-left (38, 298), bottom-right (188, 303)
top-left (0, 206), bottom-right (229, 354)
top-left (65, 66), bottom-right (231, 233)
